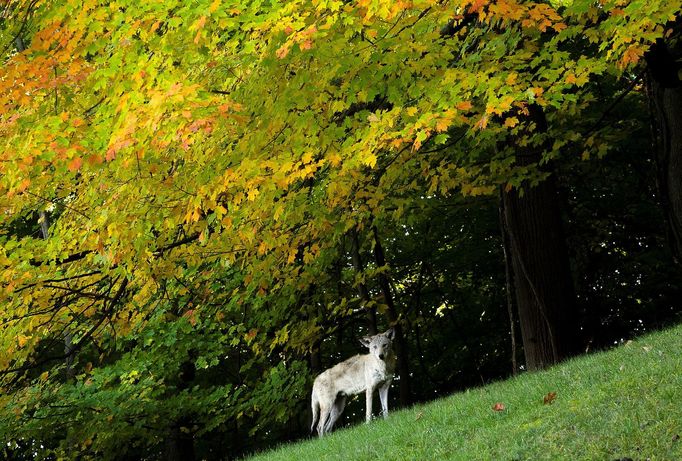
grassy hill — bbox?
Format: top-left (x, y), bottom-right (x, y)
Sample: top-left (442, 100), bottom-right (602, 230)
top-left (247, 324), bottom-right (682, 461)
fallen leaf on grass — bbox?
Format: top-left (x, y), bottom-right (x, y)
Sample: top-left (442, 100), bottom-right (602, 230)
top-left (543, 392), bottom-right (557, 405)
top-left (492, 402), bottom-right (505, 412)
top-left (415, 411), bottom-right (424, 421)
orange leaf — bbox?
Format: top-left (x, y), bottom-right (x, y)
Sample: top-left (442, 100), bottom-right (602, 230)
top-left (299, 39), bottom-right (313, 51)
top-left (182, 309), bottom-right (197, 326)
top-left (492, 402), bottom-right (505, 411)
top-left (543, 391), bottom-right (557, 405)
top-left (468, 0), bottom-right (488, 14)
top-left (17, 178), bottom-right (31, 193)
top-left (621, 45), bottom-right (644, 68)
top-left (68, 157), bottom-right (83, 172)
top-left (276, 44), bottom-right (291, 59)
top-left (456, 101), bottom-right (473, 111)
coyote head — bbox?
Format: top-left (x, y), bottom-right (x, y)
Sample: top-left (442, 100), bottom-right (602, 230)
top-left (359, 328), bottom-right (395, 361)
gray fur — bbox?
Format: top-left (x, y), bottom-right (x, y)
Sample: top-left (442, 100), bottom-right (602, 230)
top-left (310, 328), bottom-right (396, 437)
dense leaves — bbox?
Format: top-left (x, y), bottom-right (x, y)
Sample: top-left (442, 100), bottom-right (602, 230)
top-left (1, 0), bottom-right (681, 459)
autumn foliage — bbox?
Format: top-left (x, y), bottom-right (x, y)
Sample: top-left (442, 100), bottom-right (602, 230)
top-left (0, 0), bottom-right (680, 458)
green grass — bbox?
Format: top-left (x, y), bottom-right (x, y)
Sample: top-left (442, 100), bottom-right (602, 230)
top-left (248, 324), bottom-right (682, 461)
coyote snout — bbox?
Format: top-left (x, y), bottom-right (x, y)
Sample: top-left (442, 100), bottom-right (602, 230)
top-left (310, 328), bottom-right (396, 437)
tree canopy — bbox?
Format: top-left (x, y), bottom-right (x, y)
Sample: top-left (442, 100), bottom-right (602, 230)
top-left (1, 0), bottom-right (681, 459)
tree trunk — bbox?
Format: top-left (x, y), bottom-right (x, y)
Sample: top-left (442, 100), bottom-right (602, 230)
top-left (646, 35), bottom-right (682, 266)
top-left (498, 189), bottom-right (518, 376)
top-left (165, 422), bottom-right (195, 461)
top-left (371, 226), bottom-right (411, 406)
top-left (165, 360), bottom-right (196, 461)
top-left (502, 106), bottom-right (579, 371)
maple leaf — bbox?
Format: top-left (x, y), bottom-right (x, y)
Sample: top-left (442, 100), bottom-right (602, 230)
top-left (182, 309), bottom-right (197, 326)
top-left (276, 44), bottom-right (291, 59)
top-left (362, 152), bottom-right (378, 168)
top-left (543, 391), bottom-right (557, 405)
top-left (299, 40), bottom-right (313, 51)
top-left (68, 157), bottom-right (83, 172)
top-left (17, 178), bottom-right (31, 193)
top-left (456, 101), bottom-right (473, 111)
top-left (468, 0), bottom-right (488, 14)
top-left (620, 45), bottom-right (644, 68)
top-left (328, 152), bottom-right (342, 167)
top-left (17, 335), bottom-right (30, 348)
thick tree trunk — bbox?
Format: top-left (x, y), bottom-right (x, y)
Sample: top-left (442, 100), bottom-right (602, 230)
top-left (165, 360), bottom-right (196, 461)
top-left (646, 35), bottom-right (682, 266)
top-left (165, 422), bottom-right (195, 461)
top-left (502, 106), bottom-right (579, 371)
top-left (371, 226), bottom-right (411, 406)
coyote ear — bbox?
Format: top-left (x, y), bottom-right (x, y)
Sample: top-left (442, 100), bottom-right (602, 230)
top-left (385, 328), bottom-right (395, 340)
top-left (359, 336), bottom-right (372, 348)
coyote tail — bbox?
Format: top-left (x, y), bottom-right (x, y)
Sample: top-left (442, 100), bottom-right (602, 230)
top-left (310, 389), bottom-right (319, 435)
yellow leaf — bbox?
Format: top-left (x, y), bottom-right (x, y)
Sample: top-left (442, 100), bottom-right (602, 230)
top-left (18, 335), bottom-right (29, 347)
top-left (39, 371), bottom-right (49, 382)
top-left (274, 205), bottom-right (284, 221)
top-left (328, 152), bottom-right (342, 167)
top-left (362, 153), bottom-right (377, 168)
top-left (287, 248), bottom-right (298, 264)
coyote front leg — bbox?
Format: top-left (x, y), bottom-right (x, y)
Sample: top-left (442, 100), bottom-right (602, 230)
top-left (365, 385), bottom-right (375, 422)
top-left (379, 380), bottom-right (391, 419)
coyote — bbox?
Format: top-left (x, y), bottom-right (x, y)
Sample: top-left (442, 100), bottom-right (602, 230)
top-left (310, 328), bottom-right (396, 437)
